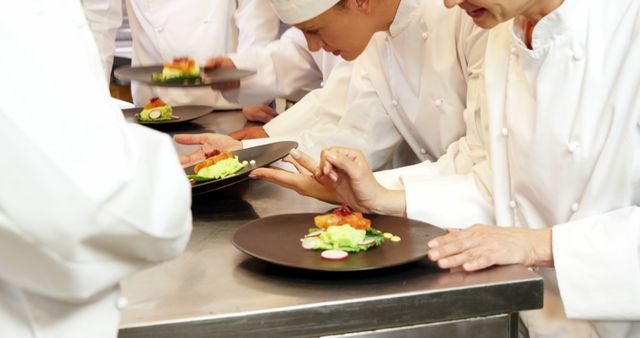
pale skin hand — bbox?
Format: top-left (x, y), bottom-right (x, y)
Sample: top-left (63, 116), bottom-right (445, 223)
top-left (174, 133), bottom-right (242, 167)
top-left (242, 104), bottom-right (279, 123)
top-left (228, 126), bottom-right (269, 140)
top-left (427, 225), bottom-right (554, 271)
top-left (204, 55), bottom-right (240, 90)
top-left (250, 148), bottom-right (342, 204)
top-left (317, 147), bottom-right (406, 216)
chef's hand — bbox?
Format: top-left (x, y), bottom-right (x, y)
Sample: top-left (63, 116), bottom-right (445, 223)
top-left (229, 126), bottom-right (269, 140)
top-left (318, 147), bottom-right (406, 216)
top-left (204, 56), bottom-right (239, 90)
top-left (250, 148), bottom-right (341, 203)
top-left (242, 104), bottom-right (278, 123)
top-left (427, 225), bottom-right (554, 271)
top-left (174, 133), bottom-right (242, 167)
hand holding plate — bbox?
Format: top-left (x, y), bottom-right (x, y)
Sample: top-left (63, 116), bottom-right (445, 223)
top-left (174, 133), bottom-right (243, 167)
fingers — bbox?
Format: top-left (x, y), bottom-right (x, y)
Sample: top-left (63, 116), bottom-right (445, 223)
top-left (242, 105), bottom-right (279, 123)
top-left (289, 148), bottom-right (320, 175)
top-left (228, 126), bottom-right (268, 140)
top-left (204, 56), bottom-right (236, 70)
top-left (250, 167), bottom-right (339, 203)
top-left (174, 133), bottom-right (209, 146)
top-left (282, 155), bottom-right (313, 175)
top-left (428, 230), bottom-right (479, 259)
top-left (228, 129), bottom-right (247, 140)
top-left (435, 247), bottom-right (492, 271)
top-left (322, 150), bottom-right (367, 183)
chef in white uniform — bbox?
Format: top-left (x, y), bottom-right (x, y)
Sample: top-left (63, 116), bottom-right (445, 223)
top-left (204, 26), bottom-right (346, 124)
top-left (219, 27), bottom-right (344, 106)
top-left (176, 0), bottom-right (488, 173)
top-left (82, 0), bottom-right (280, 108)
top-left (0, 1), bottom-right (192, 337)
top-left (283, 0), bottom-right (640, 336)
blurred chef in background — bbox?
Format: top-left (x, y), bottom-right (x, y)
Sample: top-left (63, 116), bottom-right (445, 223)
top-left (0, 1), bottom-right (192, 337)
top-left (206, 26), bottom-right (346, 123)
top-left (82, 0), bottom-right (280, 108)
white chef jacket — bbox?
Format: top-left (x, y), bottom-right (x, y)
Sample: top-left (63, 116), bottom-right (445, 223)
top-left (246, 0), bottom-right (487, 171)
top-left (223, 27), bottom-right (344, 105)
top-left (376, 0), bottom-right (640, 336)
top-left (0, 2), bottom-right (192, 337)
top-left (82, 0), bottom-right (280, 107)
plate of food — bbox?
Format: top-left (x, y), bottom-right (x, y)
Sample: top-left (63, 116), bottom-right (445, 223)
top-left (121, 97), bottom-right (213, 125)
top-left (185, 141), bottom-right (298, 195)
top-left (232, 206), bottom-right (446, 272)
top-left (114, 57), bottom-right (256, 88)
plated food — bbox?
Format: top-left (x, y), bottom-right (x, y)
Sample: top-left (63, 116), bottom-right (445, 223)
top-left (136, 97), bottom-right (177, 122)
top-left (114, 61), bottom-right (256, 88)
top-left (152, 57), bottom-right (201, 84)
top-left (186, 141), bottom-right (298, 195)
top-left (301, 205), bottom-right (400, 261)
top-left (187, 150), bottom-right (247, 182)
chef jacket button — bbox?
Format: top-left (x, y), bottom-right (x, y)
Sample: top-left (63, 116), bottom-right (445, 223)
top-left (567, 141), bottom-right (580, 153)
top-left (203, 19), bottom-right (210, 24)
top-left (509, 200), bottom-right (517, 209)
top-left (420, 148), bottom-right (427, 155)
top-left (510, 47), bottom-right (518, 55)
top-left (570, 202), bottom-right (579, 212)
top-left (421, 32), bottom-right (429, 40)
top-left (501, 128), bottom-right (509, 137)
top-left (434, 98), bottom-right (444, 107)
top-left (116, 296), bottom-right (129, 310)
top-left (360, 70), bottom-right (367, 77)
top-left (391, 99), bottom-right (399, 107)
top-left (155, 26), bottom-right (163, 33)
top-left (320, 81), bottom-right (325, 87)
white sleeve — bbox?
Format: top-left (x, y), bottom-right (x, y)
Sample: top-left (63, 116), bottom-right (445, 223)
top-left (265, 61), bottom-right (404, 170)
top-left (81, 0), bottom-right (123, 81)
top-left (373, 25), bottom-right (494, 229)
top-left (225, 28), bottom-right (325, 104)
top-left (0, 4), bottom-right (191, 302)
top-left (234, 0), bottom-right (280, 52)
top-left (553, 206), bottom-right (640, 320)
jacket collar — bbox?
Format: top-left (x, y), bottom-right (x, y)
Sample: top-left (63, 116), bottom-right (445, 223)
top-left (388, 0), bottom-right (419, 38)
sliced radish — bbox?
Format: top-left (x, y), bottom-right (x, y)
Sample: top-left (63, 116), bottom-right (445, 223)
top-left (148, 109), bottom-right (161, 119)
top-left (321, 250), bottom-right (348, 261)
top-left (301, 238), bottom-right (321, 250)
top-left (305, 230), bottom-right (324, 238)
top-left (358, 238), bottom-right (375, 246)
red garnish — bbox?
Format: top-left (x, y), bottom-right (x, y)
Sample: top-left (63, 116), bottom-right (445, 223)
top-left (204, 149), bottom-right (221, 159)
top-left (143, 97), bottom-right (168, 110)
top-left (333, 204), bottom-right (352, 216)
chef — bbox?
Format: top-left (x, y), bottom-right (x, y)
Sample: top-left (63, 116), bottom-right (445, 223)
top-left (176, 0), bottom-right (489, 176)
top-left (204, 26), bottom-right (347, 123)
top-left (0, 1), bottom-right (192, 337)
top-left (283, 0), bottom-right (640, 336)
top-left (82, 0), bottom-right (280, 108)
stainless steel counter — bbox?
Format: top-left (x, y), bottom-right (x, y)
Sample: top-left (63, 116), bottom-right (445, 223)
top-left (118, 111), bottom-right (543, 338)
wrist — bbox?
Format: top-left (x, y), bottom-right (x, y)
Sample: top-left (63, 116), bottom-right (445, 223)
top-left (531, 228), bottom-right (554, 267)
top-left (370, 189), bottom-right (406, 217)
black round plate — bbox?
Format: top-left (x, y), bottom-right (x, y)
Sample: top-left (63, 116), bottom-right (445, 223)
top-left (233, 213), bottom-right (446, 272)
top-left (122, 105), bottom-right (213, 125)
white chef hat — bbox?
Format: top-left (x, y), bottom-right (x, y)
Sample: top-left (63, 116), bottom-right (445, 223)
top-left (271, 0), bottom-right (342, 25)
